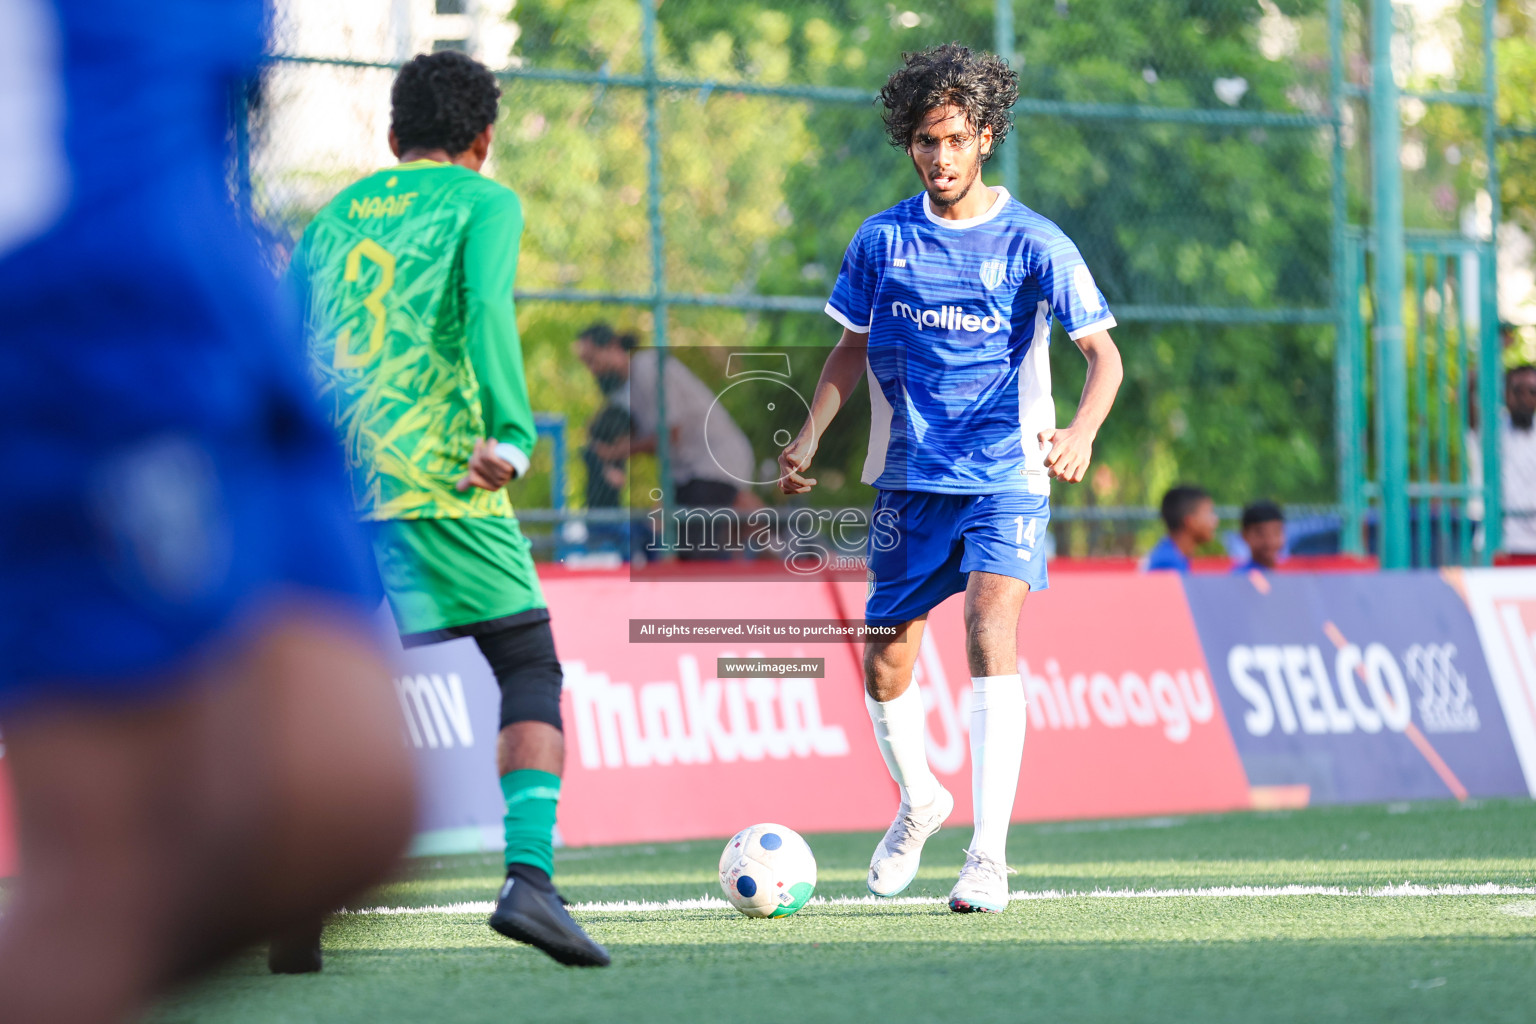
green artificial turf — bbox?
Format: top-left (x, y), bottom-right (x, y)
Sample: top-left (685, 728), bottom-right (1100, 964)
top-left (153, 799), bottom-right (1536, 1024)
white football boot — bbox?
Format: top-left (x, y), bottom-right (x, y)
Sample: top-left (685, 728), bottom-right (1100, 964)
top-left (947, 848), bottom-right (1013, 913)
top-left (866, 786), bottom-right (954, 897)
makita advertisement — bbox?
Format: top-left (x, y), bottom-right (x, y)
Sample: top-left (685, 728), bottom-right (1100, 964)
top-left (1183, 572), bottom-right (1528, 804)
top-left (546, 571), bottom-right (1250, 847)
top-left (543, 572), bottom-right (897, 847)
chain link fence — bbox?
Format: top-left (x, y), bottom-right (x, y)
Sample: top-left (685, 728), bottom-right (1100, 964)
top-left (246, 0), bottom-right (1536, 562)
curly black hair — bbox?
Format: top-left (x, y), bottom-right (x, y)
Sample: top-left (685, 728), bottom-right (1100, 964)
top-left (391, 51), bottom-right (501, 155)
top-left (878, 44), bottom-right (1018, 159)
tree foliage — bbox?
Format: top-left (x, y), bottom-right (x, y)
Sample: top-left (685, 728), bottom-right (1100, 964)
top-left (496, 0), bottom-right (1340, 529)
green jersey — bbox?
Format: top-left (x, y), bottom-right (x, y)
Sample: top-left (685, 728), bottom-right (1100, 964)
top-left (293, 160), bottom-right (535, 521)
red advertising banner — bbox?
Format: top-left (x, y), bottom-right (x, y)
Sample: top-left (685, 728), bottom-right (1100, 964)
top-left (546, 569), bottom-right (1251, 847)
top-left (545, 573), bottom-right (898, 847)
top-left (0, 569), bottom-right (1259, 873)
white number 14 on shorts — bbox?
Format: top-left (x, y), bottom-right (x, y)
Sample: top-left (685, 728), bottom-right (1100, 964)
top-left (1014, 516), bottom-right (1040, 562)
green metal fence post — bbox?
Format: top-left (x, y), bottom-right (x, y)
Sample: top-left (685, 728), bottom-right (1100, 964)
top-left (642, 0), bottom-right (673, 551)
top-left (1455, 253), bottom-right (1474, 563)
top-left (1413, 254), bottom-right (1430, 566)
top-left (1330, 0), bottom-right (1364, 554)
top-left (1479, 0), bottom-right (1502, 563)
top-left (1434, 256), bottom-right (1452, 563)
top-left (1371, 0), bottom-right (1409, 568)
top-left (1413, 251), bottom-right (1437, 564)
top-left (995, 0), bottom-right (1020, 199)
top-left (1355, 242), bottom-right (1371, 531)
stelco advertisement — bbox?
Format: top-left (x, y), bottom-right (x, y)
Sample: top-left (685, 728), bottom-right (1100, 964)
top-left (1184, 571), bottom-right (1529, 806)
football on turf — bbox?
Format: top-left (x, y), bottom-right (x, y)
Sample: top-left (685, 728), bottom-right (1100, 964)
top-left (718, 823), bottom-right (817, 918)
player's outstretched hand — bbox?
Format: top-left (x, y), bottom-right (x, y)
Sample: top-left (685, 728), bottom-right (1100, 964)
top-left (456, 437), bottom-right (516, 492)
top-left (778, 429), bottom-right (819, 495)
top-left (1038, 426), bottom-right (1093, 484)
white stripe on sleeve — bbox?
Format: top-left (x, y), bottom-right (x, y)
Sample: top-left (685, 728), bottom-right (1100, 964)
top-left (1067, 316), bottom-right (1117, 341)
top-left (824, 302), bottom-right (871, 334)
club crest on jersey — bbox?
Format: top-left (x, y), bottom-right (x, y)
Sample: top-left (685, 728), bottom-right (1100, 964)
top-left (979, 260), bottom-right (1007, 290)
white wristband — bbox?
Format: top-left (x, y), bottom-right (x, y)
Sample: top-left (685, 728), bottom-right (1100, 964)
top-left (493, 442), bottom-right (531, 479)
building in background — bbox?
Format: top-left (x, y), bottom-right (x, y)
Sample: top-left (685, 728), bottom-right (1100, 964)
top-left (256, 0), bottom-right (518, 236)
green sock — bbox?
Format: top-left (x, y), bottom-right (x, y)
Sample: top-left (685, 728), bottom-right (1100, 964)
top-left (500, 769), bottom-right (561, 877)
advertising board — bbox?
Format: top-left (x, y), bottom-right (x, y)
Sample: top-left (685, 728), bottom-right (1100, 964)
top-left (6, 568), bottom-right (1523, 877)
top-left (1183, 571), bottom-right (1528, 804)
top-left (543, 573), bottom-right (896, 846)
top-left (386, 625), bottom-right (510, 855)
top-left (877, 572), bottom-right (1253, 824)
top-left (402, 570), bottom-right (1254, 851)
top-left (1458, 567), bottom-right (1536, 796)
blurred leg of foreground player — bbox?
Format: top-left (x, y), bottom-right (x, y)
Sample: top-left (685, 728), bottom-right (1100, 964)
top-left (0, 1), bottom-right (418, 1020)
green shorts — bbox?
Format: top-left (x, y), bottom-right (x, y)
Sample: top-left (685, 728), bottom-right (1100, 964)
top-left (372, 516), bottom-right (547, 644)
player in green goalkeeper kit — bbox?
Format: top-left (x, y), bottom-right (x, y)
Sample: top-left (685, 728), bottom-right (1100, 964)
top-left (289, 51), bottom-right (608, 969)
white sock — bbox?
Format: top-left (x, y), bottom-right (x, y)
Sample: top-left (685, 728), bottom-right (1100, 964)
top-left (864, 686), bottom-right (940, 809)
top-left (968, 674), bottom-right (1027, 862)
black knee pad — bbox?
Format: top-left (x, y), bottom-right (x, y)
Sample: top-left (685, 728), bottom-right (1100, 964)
top-left (474, 619), bottom-right (565, 731)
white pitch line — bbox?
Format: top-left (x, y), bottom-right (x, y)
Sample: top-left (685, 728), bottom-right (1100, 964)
top-left (344, 883), bottom-right (1536, 917)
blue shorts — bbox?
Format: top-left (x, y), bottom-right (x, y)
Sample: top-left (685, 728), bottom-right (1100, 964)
top-left (864, 490), bottom-right (1050, 628)
top-left (0, 427), bottom-right (379, 712)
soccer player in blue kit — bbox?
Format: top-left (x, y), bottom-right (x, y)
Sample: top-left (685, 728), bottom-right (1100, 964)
top-left (0, 1), bottom-right (416, 1018)
top-left (779, 44), bottom-right (1123, 913)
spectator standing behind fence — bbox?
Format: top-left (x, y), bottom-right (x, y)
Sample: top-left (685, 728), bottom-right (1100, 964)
top-left (575, 327), bottom-right (755, 502)
top-left (1233, 500), bottom-right (1285, 572)
top-left (573, 324), bottom-right (634, 509)
top-left (575, 327), bottom-right (758, 556)
top-left (1469, 364), bottom-right (1536, 558)
top-left (1143, 485), bottom-right (1218, 572)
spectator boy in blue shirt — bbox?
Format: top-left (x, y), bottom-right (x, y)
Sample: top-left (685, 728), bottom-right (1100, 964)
top-left (1144, 485), bottom-right (1217, 572)
top-left (1233, 500), bottom-right (1286, 572)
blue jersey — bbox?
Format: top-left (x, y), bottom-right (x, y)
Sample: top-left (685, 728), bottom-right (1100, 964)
top-left (0, 0), bottom-right (307, 452)
top-left (0, 0), bottom-right (375, 695)
top-left (826, 187), bottom-right (1115, 494)
top-left (1143, 536), bottom-right (1192, 573)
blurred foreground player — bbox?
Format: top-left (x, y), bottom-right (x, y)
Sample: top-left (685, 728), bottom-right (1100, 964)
top-left (293, 51), bottom-right (608, 967)
top-left (778, 45), bottom-right (1123, 914)
top-left (0, 1), bottom-right (417, 1020)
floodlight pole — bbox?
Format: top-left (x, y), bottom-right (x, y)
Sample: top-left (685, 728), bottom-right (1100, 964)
top-left (1370, 0), bottom-right (1409, 568)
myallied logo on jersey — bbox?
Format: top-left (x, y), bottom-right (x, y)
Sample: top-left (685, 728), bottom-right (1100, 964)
top-left (978, 260), bottom-right (1007, 290)
top-left (889, 301), bottom-right (1007, 334)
